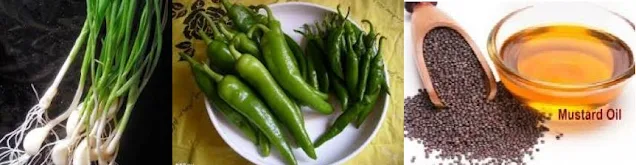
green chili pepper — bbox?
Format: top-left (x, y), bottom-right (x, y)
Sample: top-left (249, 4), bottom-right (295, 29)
top-left (330, 76), bottom-right (349, 111)
top-left (247, 5), bottom-right (332, 114)
top-left (257, 131), bottom-right (270, 157)
top-left (310, 42), bottom-right (330, 93)
top-left (313, 102), bottom-right (358, 148)
top-left (284, 34), bottom-right (308, 80)
top-left (313, 89), bottom-right (379, 148)
top-left (296, 25), bottom-right (329, 93)
top-left (216, 22), bottom-right (262, 60)
top-left (377, 38), bottom-right (390, 96)
top-left (357, 31), bottom-right (379, 102)
top-left (344, 31), bottom-right (360, 99)
top-left (354, 32), bottom-right (366, 56)
top-left (325, 5), bottom-right (350, 80)
top-left (199, 30), bottom-right (235, 74)
top-left (354, 36), bottom-right (388, 127)
top-left (305, 53), bottom-right (319, 89)
top-left (314, 76), bottom-right (382, 147)
top-left (184, 53), bottom-right (258, 144)
top-left (366, 37), bottom-right (387, 95)
top-left (230, 49), bottom-right (317, 159)
top-left (361, 20), bottom-right (378, 48)
top-left (352, 87), bottom-right (381, 128)
top-left (320, 14), bottom-right (334, 40)
top-left (217, 76), bottom-right (296, 165)
top-left (314, 37), bottom-right (387, 144)
top-left (180, 53), bottom-right (297, 165)
top-left (338, 6), bottom-right (361, 46)
top-left (344, 23), bottom-right (358, 48)
top-left (221, 0), bottom-right (260, 33)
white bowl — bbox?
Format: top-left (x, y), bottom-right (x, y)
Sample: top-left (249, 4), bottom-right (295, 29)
top-left (205, 2), bottom-right (390, 165)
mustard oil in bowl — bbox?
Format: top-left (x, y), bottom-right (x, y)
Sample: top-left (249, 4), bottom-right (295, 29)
top-left (487, 3), bottom-right (636, 119)
top-left (498, 25), bottom-right (634, 117)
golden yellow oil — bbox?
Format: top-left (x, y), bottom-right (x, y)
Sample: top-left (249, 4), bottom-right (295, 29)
top-left (499, 25), bottom-right (634, 118)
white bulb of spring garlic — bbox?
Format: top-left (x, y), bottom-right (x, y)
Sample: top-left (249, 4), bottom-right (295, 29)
top-left (51, 139), bottom-right (71, 165)
top-left (72, 139), bottom-right (90, 165)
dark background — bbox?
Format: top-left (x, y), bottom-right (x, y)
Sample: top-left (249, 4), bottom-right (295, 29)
top-left (0, 0), bottom-right (171, 164)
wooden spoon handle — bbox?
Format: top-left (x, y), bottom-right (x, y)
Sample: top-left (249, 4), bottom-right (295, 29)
top-left (411, 3), bottom-right (497, 108)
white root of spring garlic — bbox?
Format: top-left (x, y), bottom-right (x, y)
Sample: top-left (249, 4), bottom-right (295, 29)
top-left (23, 101), bottom-right (78, 157)
top-left (0, 105), bottom-right (49, 161)
top-left (0, 154), bottom-right (29, 165)
top-left (0, 113), bottom-right (35, 162)
top-left (72, 139), bottom-right (90, 165)
top-left (10, 155), bottom-right (31, 165)
top-left (32, 142), bottom-right (57, 165)
top-left (51, 139), bottom-right (71, 165)
top-left (1, 23), bottom-right (87, 164)
top-left (10, 90), bottom-right (81, 162)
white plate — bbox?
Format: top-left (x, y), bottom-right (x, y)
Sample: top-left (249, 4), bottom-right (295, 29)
top-left (206, 2), bottom-right (390, 165)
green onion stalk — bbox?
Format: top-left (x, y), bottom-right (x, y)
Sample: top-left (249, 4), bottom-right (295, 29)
top-left (0, 0), bottom-right (166, 164)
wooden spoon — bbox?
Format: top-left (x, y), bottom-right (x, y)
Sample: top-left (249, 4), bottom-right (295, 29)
top-left (409, 2), bottom-right (497, 108)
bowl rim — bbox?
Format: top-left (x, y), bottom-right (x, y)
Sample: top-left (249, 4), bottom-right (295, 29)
top-left (486, 3), bottom-right (636, 91)
top-left (205, 2), bottom-right (391, 165)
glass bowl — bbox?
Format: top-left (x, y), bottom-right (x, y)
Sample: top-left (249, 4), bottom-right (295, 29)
top-left (487, 2), bottom-right (635, 119)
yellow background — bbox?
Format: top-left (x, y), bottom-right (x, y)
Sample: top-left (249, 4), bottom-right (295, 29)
top-left (172, 0), bottom-right (404, 164)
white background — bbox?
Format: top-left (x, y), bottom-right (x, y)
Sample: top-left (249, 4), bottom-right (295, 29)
top-left (404, 1), bottom-right (636, 165)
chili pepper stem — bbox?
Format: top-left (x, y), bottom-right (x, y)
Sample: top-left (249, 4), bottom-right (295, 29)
top-left (362, 20), bottom-right (374, 33)
top-left (179, 53), bottom-right (224, 82)
top-left (254, 4), bottom-right (274, 23)
top-left (247, 24), bottom-right (271, 38)
top-left (220, 0), bottom-right (233, 11)
top-left (217, 22), bottom-right (236, 39)
top-left (228, 44), bottom-right (243, 60)
top-left (202, 65), bottom-right (225, 83)
top-left (198, 30), bottom-right (213, 45)
top-left (336, 5), bottom-right (351, 27)
top-left (202, 14), bottom-right (224, 40)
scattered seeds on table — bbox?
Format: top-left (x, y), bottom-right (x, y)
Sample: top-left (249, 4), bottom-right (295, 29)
top-left (404, 27), bottom-right (550, 164)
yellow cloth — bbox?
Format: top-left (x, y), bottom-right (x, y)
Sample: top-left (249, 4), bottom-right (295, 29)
top-left (171, 0), bottom-right (404, 164)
